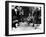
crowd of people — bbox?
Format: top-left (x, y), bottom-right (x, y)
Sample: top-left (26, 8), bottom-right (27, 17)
top-left (12, 6), bottom-right (41, 28)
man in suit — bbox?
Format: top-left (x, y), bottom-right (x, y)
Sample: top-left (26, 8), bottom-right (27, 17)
top-left (12, 6), bottom-right (20, 28)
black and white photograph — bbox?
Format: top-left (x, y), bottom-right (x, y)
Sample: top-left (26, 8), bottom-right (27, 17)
top-left (5, 1), bottom-right (45, 36)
